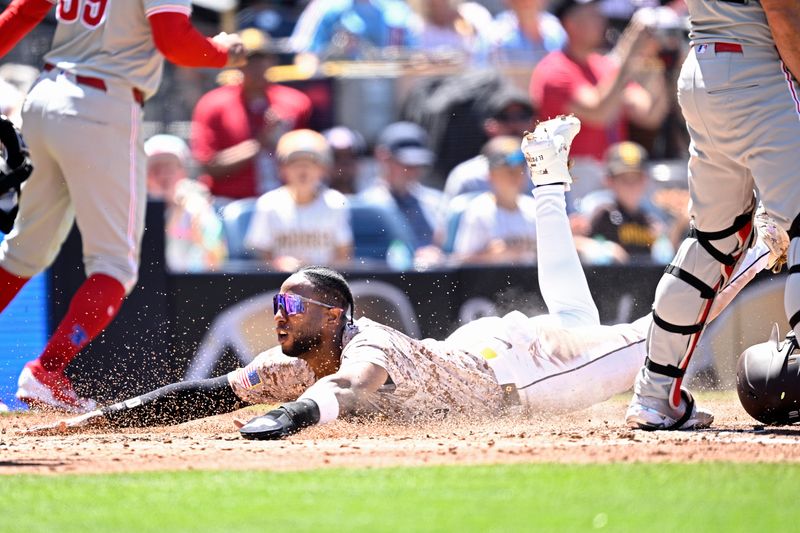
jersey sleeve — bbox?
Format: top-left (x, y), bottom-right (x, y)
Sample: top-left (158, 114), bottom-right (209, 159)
top-left (227, 347), bottom-right (317, 405)
top-left (143, 0), bottom-right (192, 17)
top-left (0, 0), bottom-right (54, 58)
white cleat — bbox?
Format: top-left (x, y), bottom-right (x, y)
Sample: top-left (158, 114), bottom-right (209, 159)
top-left (16, 361), bottom-right (97, 414)
top-left (0, 399), bottom-right (8, 413)
top-left (521, 115), bottom-right (581, 188)
top-left (625, 389), bottom-right (714, 431)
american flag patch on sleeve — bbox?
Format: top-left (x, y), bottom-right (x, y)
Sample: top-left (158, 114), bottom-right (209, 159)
top-left (235, 367), bottom-right (262, 390)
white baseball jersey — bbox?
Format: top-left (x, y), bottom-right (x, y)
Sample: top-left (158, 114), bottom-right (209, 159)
top-left (44, 0), bottom-right (192, 98)
top-left (454, 192), bottom-right (538, 258)
top-left (687, 0), bottom-right (772, 47)
top-left (244, 186), bottom-right (353, 264)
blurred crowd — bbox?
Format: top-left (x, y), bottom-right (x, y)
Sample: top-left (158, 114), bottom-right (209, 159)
top-left (0, 0), bottom-right (695, 273)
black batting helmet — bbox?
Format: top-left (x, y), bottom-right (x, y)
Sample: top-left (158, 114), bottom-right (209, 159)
top-left (736, 324), bottom-right (800, 425)
top-left (0, 114), bottom-right (32, 233)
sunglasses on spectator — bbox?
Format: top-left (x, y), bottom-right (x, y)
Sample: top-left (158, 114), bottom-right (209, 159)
top-left (273, 293), bottom-right (338, 316)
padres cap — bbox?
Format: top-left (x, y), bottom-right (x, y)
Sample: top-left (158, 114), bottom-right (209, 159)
top-left (482, 136), bottom-right (526, 169)
top-left (276, 129), bottom-right (333, 166)
top-left (605, 141), bottom-right (648, 176)
top-left (376, 122), bottom-right (434, 167)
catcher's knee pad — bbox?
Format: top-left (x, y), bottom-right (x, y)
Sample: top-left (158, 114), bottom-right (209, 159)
top-left (736, 325), bottom-right (800, 425)
top-left (644, 213), bottom-right (754, 404)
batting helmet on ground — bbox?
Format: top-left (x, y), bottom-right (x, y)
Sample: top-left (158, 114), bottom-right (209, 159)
top-left (736, 324), bottom-right (800, 425)
top-left (0, 114), bottom-right (32, 233)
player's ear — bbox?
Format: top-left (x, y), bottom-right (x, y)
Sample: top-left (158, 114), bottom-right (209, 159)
top-left (326, 307), bottom-right (344, 325)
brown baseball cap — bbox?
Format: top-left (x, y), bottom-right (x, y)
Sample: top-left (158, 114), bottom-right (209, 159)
top-left (276, 129), bottom-right (333, 166)
top-left (605, 141), bottom-right (648, 176)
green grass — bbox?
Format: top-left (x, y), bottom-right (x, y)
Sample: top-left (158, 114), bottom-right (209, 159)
top-left (1, 463), bottom-right (797, 532)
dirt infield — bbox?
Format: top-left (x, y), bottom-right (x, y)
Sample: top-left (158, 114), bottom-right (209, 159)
top-left (2, 394), bottom-right (800, 475)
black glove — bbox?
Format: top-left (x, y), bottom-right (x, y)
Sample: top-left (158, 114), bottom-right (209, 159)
top-left (239, 399), bottom-right (320, 440)
top-left (0, 114), bottom-right (33, 234)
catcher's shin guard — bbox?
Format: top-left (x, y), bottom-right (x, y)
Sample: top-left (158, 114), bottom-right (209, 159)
top-left (639, 212), bottom-right (755, 409)
top-left (786, 214), bottom-right (800, 338)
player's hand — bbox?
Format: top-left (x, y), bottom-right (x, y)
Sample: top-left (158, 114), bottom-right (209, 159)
top-left (239, 408), bottom-right (297, 440)
top-left (25, 410), bottom-right (107, 434)
top-left (213, 32), bottom-right (247, 68)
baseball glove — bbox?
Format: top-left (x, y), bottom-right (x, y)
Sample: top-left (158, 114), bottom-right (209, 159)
top-left (755, 205), bottom-right (790, 273)
top-left (0, 114), bottom-right (33, 233)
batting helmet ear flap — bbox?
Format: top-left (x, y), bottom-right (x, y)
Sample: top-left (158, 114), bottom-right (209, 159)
top-left (0, 114), bottom-right (33, 234)
top-left (736, 324), bottom-right (800, 425)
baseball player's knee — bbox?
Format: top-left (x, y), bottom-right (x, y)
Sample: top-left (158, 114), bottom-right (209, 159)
top-left (84, 255), bottom-right (138, 295)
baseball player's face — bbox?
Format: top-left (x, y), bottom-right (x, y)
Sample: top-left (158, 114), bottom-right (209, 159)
top-left (273, 275), bottom-right (335, 359)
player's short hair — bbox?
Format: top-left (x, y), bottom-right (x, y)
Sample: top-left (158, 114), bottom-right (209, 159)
top-left (298, 266), bottom-right (354, 324)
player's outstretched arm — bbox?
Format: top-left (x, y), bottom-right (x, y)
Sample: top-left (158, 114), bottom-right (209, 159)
top-left (148, 12), bottom-right (245, 68)
top-left (239, 362), bottom-right (388, 440)
top-left (762, 0), bottom-right (800, 82)
top-left (29, 375), bottom-right (246, 433)
top-left (0, 0), bottom-right (52, 58)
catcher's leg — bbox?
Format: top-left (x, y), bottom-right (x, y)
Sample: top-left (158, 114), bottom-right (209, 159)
top-left (787, 215), bottom-right (800, 338)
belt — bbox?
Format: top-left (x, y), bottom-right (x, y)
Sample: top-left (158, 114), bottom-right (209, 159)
top-left (713, 42), bottom-right (743, 54)
top-left (44, 63), bottom-right (145, 106)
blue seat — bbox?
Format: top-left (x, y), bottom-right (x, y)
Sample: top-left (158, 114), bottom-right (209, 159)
top-left (220, 197), bottom-right (258, 260)
top-left (442, 192), bottom-right (480, 254)
top-left (348, 198), bottom-right (415, 261)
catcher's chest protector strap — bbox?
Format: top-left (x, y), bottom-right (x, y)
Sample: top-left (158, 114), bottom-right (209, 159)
top-left (690, 212), bottom-right (754, 266)
top-left (645, 355), bottom-right (686, 379)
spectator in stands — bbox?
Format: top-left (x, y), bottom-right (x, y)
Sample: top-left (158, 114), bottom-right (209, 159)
top-left (191, 28), bottom-right (312, 202)
top-left (588, 141), bottom-right (665, 263)
top-left (407, 0), bottom-right (492, 59)
top-left (452, 136), bottom-right (537, 265)
top-left (442, 87), bottom-right (534, 206)
top-left (479, 0), bottom-right (567, 65)
top-left (144, 135), bottom-right (227, 273)
top-left (322, 126), bottom-right (370, 195)
top-left (290, 0), bottom-right (418, 60)
top-left (244, 129), bottom-right (353, 271)
top-left (360, 122), bottom-right (444, 263)
top-left (529, 0), bottom-right (669, 199)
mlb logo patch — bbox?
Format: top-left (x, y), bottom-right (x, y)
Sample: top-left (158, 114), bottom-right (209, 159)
top-left (696, 44), bottom-right (708, 54)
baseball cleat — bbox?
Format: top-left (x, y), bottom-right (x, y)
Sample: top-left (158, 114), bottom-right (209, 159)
top-left (625, 389), bottom-right (713, 430)
top-left (521, 115), bottom-right (581, 188)
top-left (16, 360), bottom-right (97, 414)
top-left (0, 399), bottom-right (8, 413)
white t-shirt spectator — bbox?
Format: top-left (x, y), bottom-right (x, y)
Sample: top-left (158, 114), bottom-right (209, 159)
top-left (454, 192), bottom-right (537, 258)
top-left (245, 186), bottom-right (353, 264)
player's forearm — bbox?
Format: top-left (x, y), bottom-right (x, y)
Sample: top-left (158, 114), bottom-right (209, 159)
top-left (149, 12), bottom-right (228, 68)
top-left (100, 375), bottom-right (243, 427)
top-left (762, 1), bottom-right (800, 81)
top-left (0, 0), bottom-right (52, 58)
